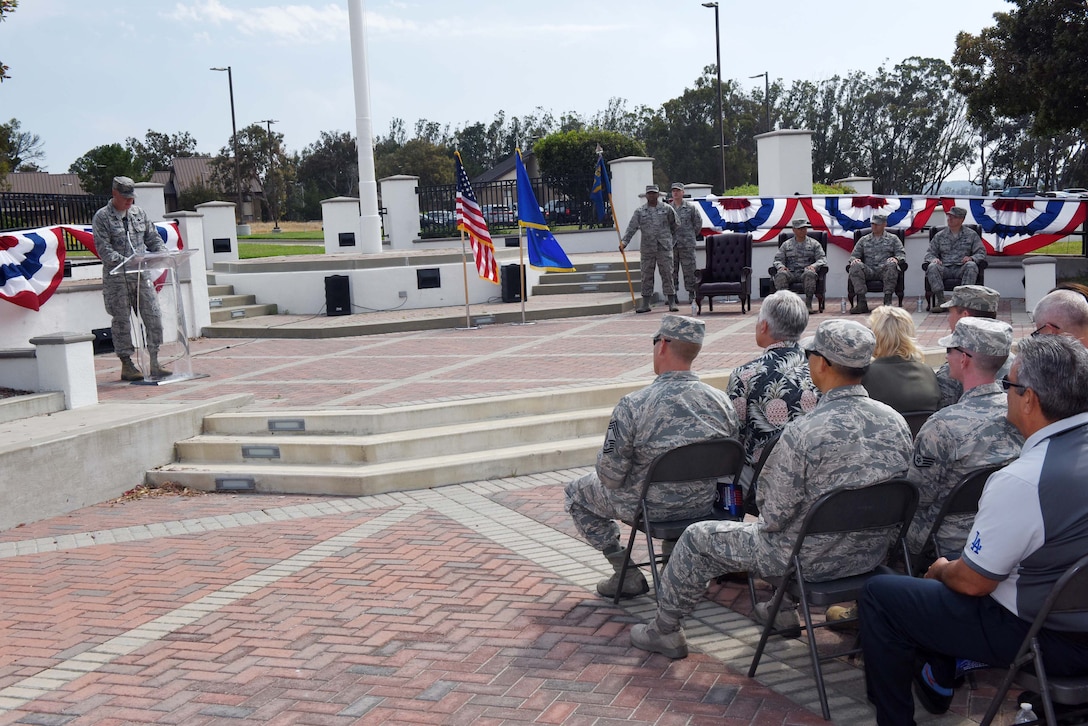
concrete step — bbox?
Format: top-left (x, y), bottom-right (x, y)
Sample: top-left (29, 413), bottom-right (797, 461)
top-left (0, 392), bottom-right (65, 425)
top-left (208, 293), bottom-right (257, 310)
top-left (146, 435), bottom-right (601, 496)
top-left (207, 284), bottom-right (234, 296)
top-left (537, 270), bottom-right (629, 285)
top-left (199, 379), bottom-right (737, 436)
top-left (209, 303), bottom-right (279, 322)
top-left (177, 408), bottom-right (612, 465)
top-left (533, 281), bottom-right (632, 295)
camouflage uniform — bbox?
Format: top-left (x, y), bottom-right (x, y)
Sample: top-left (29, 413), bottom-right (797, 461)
top-left (906, 382), bottom-right (1023, 555)
top-left (622, 202), bottom-right (677, 298)
top-left (564, 370), bottom-right (739, 550)
top-left (773, 236), bottom-right (826, 296)
top-left (934, 356), bottom-right (1013, 409)
top-left (669, 199), bottom-right (702, 299)
top-left (848, 231), bottom-right (905, 298)
top-left (654, 383), bottom-right (912, 622)
top-left (92, 201), bottom-right (167, 359)
top-left (924, 227), bottom-right (986, 295)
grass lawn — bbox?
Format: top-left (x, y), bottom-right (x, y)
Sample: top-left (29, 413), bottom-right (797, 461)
top-left (239, 242), bottom-right (320, 258)
top-left (240, 229), bottom-right (324, 240)
top-left (1029, 239), bottom-right (1084, 255)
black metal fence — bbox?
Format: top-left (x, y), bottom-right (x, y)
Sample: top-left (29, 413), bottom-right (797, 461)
top-left (1, 193), bottom-right (110, 250)
top-left (417, 173), bottom-right (613, 240)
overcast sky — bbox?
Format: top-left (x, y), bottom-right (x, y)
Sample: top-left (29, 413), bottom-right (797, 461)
top-left (4, 0), bottom-right (1011, 174)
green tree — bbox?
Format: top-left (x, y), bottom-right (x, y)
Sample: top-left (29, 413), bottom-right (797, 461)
top-left (0, 117), bottom-right (44, 178)
top-left (297, 130), bottom-right (357, 219)
top-left (68, 144), bottom-right (144, 195)
top-left (210, 123), bottom-right (286, 222)
top-left (374, 138), bottom-right (454, 187)
top-left (953, 0), bottom-right (1088, 136)
top-left (533, 129), bottom-right (645, 200)
top-left (0, 0), bottom-right (16, 84)
top-left (125, 130), bottom-right (199, 174)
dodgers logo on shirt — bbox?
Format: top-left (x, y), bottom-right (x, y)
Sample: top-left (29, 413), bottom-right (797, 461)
top-left (970, 532), bottom-right (983, 555)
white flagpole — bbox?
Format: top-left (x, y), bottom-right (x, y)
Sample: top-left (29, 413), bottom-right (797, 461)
top-left (460, 229), bottom-right (472, 329)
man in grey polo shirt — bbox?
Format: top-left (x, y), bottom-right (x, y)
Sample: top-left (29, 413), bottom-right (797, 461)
top-left (861, 335), bottom-right (1088, 725)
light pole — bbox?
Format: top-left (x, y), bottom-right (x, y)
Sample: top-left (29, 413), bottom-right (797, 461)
top-left (749, 71), bottom-right (770, 133)
top-left (702, 2), bottom-right (726, 193)
top-left (259, 118), bottom-right (280, 232)
top-left (210, 66), bottom-right (243, 224)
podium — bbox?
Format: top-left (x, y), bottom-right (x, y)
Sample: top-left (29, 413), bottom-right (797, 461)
top-left (110, 249), bottom-right (207, 386)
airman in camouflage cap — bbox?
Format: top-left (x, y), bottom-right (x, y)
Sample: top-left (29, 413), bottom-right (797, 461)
top-left (938, 317), bottom-right (1013, 357)
top-left (112, 176), bottom-right (136, 199)
top-left (657, 314), bottom-right (704, 346)
top-left (871, 213), bottom-right (889, 224)
top-left (941, 284), bottom-right (1000, 313)
top-left (801, 319), bottom-right (875, 368)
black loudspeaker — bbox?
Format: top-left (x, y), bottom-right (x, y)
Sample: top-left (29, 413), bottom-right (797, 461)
top-left (759, 277), bottom-right (772, 298)
top-left (501, 264), bottom-right (526, 303)
top-left (325, 275), bottom-right (351, 316)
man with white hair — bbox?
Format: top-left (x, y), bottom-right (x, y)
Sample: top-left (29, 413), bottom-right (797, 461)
top-left (1031, 288), bottom-right (1088, 347)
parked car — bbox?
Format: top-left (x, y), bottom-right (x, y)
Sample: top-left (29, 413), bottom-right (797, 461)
top-left (999, 186), bottom-right (1039, 197)
top-left (481, 204), bottom-right (516, 225)
top-left (543, 200), bottom-right (577, 225)
top-left (1047, 188), bottom-right (1088, 198)
top-left (420, 210), bottom-right (456, 232)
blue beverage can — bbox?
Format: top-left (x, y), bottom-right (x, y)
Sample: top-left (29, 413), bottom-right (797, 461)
top-left (718, 481), bottom-right (743, 517)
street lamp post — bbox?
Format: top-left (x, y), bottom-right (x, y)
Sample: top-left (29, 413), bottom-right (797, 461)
top-left (749, 71), bottom-right (770, 133)
top-left (259, 118), bottom-right (280, 232)
top-left (210, 66), bottom-right (243, 224)
top-left (702, 2), bottom-right (726, 193)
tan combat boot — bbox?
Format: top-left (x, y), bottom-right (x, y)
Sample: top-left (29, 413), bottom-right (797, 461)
top-left (119, 356), bottom-right (143, 382)
top-left (149, 352), bottom-right (171, 379)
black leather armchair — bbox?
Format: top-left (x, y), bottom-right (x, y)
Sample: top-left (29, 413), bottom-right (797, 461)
top-left (695, 233), bottom-right (753, 314)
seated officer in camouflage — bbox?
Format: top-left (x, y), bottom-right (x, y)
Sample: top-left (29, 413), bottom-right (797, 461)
top-left (847, 213), bottom-right (905, 314)
top-left (564, 315), bottom-right (739, 599)
top-left (773, 219), bottom-right (827, 312)
top-left (629, 319), bottom-right (912, 658)
top-left (908, 317), bottom-right (1023, 560)
top-left (932, 285), bottom-right (1005, 408)
top-left (924, 206), bottom-right (986, 307)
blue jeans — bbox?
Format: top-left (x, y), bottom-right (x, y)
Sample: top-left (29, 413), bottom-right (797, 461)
top-left (860, 574), bottom-right (1088, 726)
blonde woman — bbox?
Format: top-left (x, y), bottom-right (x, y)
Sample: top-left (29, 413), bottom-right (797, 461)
top-left (861, 305), bottom-right (940, 413)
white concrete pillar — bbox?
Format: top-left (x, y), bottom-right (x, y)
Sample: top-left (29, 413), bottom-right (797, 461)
top-left (1023, 256), bottom-right (1057, 314)
top-left (133, 182), bottom-right (167, 222)
top-left (165, 211), bottom-right (212, 336)
top-left (684, 183), bottom-right (713, 199)
top-left (322, 197), bottom-right (363, 255)
top-left (379, 175), bottom-right (421, 250)
top-left (835, 176), bottom-right (874, 195)
top-left (610, 156), bottom-right (655, 250)
top-left (755, 130), bottom-right (814, 196)
top-left (29, 332), bottom-right (98, 409)
top-left (195, 201), bottom-right (240, 267)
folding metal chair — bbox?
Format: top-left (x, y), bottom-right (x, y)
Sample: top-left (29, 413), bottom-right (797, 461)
top-left (747, 478), bottom-right (919, 720)
top-left (742, 430), bottom-right (782, 517)
top-left (981, 553), bottom-right (1088, 726)
top-left (900, 410), bottom-right (936, 440)
top-left (614, 438), bottom-right (745, 605)
top-left (913, 464), bottom-right (1003, 572)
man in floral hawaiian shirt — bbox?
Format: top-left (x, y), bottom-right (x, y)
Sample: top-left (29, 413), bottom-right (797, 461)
top-left (726, 290), bottom-right (819, 493)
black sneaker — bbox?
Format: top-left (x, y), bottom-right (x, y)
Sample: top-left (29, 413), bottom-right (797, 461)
top-left (913, 660), bottom-right (954, 715)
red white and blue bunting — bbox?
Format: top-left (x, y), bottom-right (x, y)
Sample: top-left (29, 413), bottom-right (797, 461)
top-left (939, 197), bottom-right (1088, 255)
top-left (0, 226), bottom-right (66, 311)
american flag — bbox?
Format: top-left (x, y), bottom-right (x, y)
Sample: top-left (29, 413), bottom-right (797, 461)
top-left (455, 152), bottom-right (499, 284)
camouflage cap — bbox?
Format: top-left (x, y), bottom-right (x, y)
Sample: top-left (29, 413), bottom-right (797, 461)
top-left (644, 185), bottom-right (661, 195)
top-left (801, 319), bottom-right (875, 368)
top-left (941, 284), bottom-right (1000, 313)
top-left (657, 314), bottom-right (704, 345)
top-left (112, 176), bottom-right (136, 199)
top-left (790, 218), bottom-right (810, 229)
top-left (938, 317), bottom-right (1013, 357)
top-left (871, 213), bottom-right (888, 224)
top-left (948, 206), bottom-right (968, 218)
top-left (671, 182), bottom-right (685, 191)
